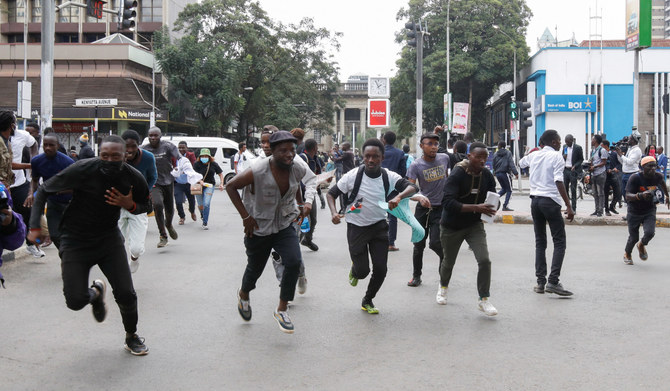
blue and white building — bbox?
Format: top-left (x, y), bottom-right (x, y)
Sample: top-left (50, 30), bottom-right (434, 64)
top-left (487, 40), bottom-right (670, 156)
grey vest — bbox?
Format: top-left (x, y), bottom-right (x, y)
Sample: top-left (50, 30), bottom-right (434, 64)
top-left (242, 157), bottom-right (306, 236)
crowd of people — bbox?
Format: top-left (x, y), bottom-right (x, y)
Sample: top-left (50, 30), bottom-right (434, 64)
top-left (1, 108), bottom-right (668, 352)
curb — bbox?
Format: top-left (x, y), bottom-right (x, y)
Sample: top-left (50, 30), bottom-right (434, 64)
top-left (494, 213), bottom-right (670, 227)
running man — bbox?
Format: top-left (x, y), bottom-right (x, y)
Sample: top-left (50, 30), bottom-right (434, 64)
top-left (141, 127), bottom-right (180, 247)
top-left (622, 156), bottom-right (669, 264)
top-left (24, 133), bottom-right (75, 249)
top-left (120, 130), bottom-right (157, 273)
top-left (226, 131), bottom-right (312, 333)
top-left (437, 142), bottom-right (498, 315)
top-left (406, 133), bottom-right (450, 287)
top-left (327, 138), bottom-right (417, 314)
top-left (27, 135), bottom-right (152, 355)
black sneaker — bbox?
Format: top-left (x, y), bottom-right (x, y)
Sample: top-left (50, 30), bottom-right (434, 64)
top-left (300, 239), bottom-right (319, 251)
top-left (90, 280), bottom-right (107, 322)
top-left (590, 212), bottom-right (598, 216)
top-left (124, 334), bottom-right (149, 356)
top-left (502, 206), bottom-right (514, 211)
top-left (605, 211), bottom-right (611, 216)
top-left (407, 277), bottom-right (422, 287)
top-left (166, 225), bottom-right (178, 240)
top-left (237, 289), bottom-right (252, 321)
top-left (610, 208), bottom-right (619, 215)
top-left (533, 284), bottom-right (545, 294)
top-left (545, 282), bottom-right (573, 296)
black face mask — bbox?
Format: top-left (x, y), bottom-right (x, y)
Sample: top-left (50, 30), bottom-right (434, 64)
top-left (100, 160), bottom-right (124, 177)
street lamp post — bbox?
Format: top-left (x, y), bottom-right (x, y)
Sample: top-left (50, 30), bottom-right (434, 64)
top-left (493, 25), bottom-right (521, 191)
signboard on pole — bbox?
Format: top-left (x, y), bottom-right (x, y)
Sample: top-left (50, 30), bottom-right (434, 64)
top-left (17, 80), bottom-right (31, 119)
top-left (443, 93), bottom-right (452, 131)
top-left (75, 98), bottom-right (118, 107)
top-left (539, 95), bottom-right (597, 113)
top-left (626, 0), bottom-right (652, 51)
top-left (451, 102), bottom-right (469, 134)
top-left (367, 99), bottom-right (390, 127)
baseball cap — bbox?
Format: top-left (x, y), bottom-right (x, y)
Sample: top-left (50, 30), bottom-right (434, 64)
top-left (269, 130), bottom-right (297, 146)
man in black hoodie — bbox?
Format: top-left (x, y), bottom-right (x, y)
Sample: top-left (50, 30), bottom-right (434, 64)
top-left (493, 141), bottom-right (518, 211)
top-left (437, 142), bottom-right (498, 316)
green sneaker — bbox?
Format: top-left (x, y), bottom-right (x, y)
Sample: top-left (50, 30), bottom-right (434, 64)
top-left (361, 302), bottom-right (379, 314)
top-left (348, 269), bottom-right (358, 287)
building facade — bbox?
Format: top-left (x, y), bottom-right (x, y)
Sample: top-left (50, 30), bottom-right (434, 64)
top-left (486, 40), bottom-right (670, 158)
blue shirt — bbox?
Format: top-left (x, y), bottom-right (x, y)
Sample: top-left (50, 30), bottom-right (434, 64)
top-left (31, 152), bottom-right (75, 203)
top-left (382, 145), bottom-right (406, 177)
top-left (129, 149), bottom-right (158, 188)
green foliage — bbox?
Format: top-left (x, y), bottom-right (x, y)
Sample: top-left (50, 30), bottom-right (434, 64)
top-left (153, 0), bottom-right (340, 137)
top-left (392, 0), bottom-right (532, 139)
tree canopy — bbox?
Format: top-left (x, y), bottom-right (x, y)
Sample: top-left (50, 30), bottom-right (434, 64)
top-left (154, 0), bottom-right (341, 137)
top-left (392, 0), bottom-right (532, 139)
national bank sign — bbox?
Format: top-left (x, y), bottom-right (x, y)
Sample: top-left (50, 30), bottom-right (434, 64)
top-left (536, 95), bottom-right (597, 114)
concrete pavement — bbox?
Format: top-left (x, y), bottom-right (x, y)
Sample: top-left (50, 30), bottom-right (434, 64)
top-left (2, 193), bottom-right (670, 390)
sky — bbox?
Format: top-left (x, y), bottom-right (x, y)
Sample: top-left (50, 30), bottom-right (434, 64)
top-left (257, 0), bottom-right (626, 81)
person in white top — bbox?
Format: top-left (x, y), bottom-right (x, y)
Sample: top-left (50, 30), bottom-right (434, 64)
top-left (519, 130), bottom-right (574, 297)
top-left (618, 132), bottom-right (642, 204)
top-left (234, 142), bottom-right (250, 174)
top-left (326, 138), bottom-right (417, 314)
top-left (9, 125), bottom-right (41, 257)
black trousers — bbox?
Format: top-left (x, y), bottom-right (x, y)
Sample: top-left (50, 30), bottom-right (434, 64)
top-left (347, 220), bottom-right (389, 301)
top-left (151, 184), bottom-right (174, 237)
top-left (605, 171), bottom-right (622, 210)
top-left (563, 168), bottom-right (579, 211)
top-left (530, 196), bottom-right (566, 285)
top-left (10, 181), bottom-right (34, 245)
top-left (46, 199), bottom-right (68, 249)
top-left (625, 210), bottom-right (656, 255)
top-left (242, 224), bottom-right (302, 302)
top-left (412, 204), bottom-right (443, 278)
top-left (60, 229), bottom-right (138, 334)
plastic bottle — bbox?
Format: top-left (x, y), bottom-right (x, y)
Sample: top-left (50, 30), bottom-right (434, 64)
top-left (300, 217), bottom-right (310, 233)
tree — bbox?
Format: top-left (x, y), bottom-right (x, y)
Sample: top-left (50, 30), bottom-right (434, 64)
top-left (392, 0), bottom-right (532, 140)
top-left (153, 0), bottom-right (340, 138)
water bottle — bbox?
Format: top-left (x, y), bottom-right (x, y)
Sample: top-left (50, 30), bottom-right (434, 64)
top-left (300, 217), bottom-right (310, 233)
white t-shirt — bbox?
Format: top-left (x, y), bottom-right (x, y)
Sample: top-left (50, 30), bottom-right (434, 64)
top-left (337, 168), bottom-right (402, 227)
top-left (10, 128), bottom-right (36, 188)
top-left (234, 151), bottom-right (250, 173)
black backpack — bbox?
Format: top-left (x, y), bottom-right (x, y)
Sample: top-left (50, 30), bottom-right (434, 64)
top-left (341, 166), bottom-right (393, 208)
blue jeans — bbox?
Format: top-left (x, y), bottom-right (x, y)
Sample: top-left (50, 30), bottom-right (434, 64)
top-left (195, 186), bottom-right (215, 225)
top-left (174, 182), bottom-right (195, 219)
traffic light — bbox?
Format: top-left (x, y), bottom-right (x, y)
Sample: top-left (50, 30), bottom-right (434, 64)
top-left (405, 22), bottom-right (418, 47)
top-left (118, 0), bottom-right (137, 30)
top-left (519, 101), bottom-right (532, 131)
top-left (509, 101), bottom-right (518, 120)
top-left (86, 0), bottom-right (105, 19)
top-left (663, 93), bottom-right (669, 115)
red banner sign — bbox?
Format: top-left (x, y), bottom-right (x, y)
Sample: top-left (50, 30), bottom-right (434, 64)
top-left (368, 99), bottom-right (390, 127)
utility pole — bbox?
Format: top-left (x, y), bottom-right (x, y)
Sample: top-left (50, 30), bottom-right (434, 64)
top-left (41, 0), bottom-right (55, 130)
top-left (405, 21), bottom-right (425, 158)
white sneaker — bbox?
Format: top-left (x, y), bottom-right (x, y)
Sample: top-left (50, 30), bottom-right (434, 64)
top-left (436, 285), bottom-right (448, 305)
top-left (26, 244), bottom-right (46, 258)
top-left (129, 259), bottom-right (140, 273)
top-left (297, 275), bottom-right (307, 295)
top-left (478, 298), bottom-right (498, 316)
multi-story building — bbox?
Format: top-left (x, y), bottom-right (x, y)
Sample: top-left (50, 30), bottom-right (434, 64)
top-left (0, 0), bottom-right (196, 148)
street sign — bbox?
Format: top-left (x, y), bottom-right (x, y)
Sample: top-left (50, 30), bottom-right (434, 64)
top-left (17, 80), bottom-right (31, 119)
top-left (75, 98), bottom-right (118, 107)
top-left (367, 99), bottom-right (390, 127)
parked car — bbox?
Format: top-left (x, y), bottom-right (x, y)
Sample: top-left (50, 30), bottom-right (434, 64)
top-left (142, 136), bottom-right (256, 184)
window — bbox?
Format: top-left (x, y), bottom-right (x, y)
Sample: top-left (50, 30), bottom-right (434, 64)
top-left (57, 34), bottom-right (79, 43)
top-left (7, 0), bottom-right (27, 23)
top-left (84, 33), bottom-right (106, 42)
top-left (140, 0), bottom-right (162, 23)
top-left (57, 0), bottom-right (80, 23)
top-left (31, 0), bottom-right (42, 23)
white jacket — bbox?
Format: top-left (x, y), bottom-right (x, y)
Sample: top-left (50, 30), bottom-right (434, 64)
top-left (621, 145), bottom-right (642, 174)
top-left (171, 156), bottom-right (203, 185)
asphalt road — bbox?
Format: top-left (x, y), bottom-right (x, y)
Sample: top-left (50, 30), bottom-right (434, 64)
top-left (2, 193), bottom-right (669, 390)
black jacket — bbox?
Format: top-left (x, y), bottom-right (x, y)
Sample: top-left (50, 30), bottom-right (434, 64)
top-left (492, 148), bottom-right (518, 176)
top-left (562, 143), bottom-right (584, 173)
top-left (441, 160), bottom-right (497, 230)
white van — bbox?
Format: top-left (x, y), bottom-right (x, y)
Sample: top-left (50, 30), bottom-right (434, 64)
top-left (141, 135), bottom-right (255, 184)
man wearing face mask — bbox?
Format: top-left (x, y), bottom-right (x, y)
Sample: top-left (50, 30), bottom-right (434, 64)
top-left (27, 135), bottom-right (152, 356)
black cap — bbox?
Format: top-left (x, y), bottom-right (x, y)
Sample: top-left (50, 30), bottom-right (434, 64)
top-left (269, 130), bottom-right (298, 146)
top-left (420, 133), bottom-right (440, 142)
